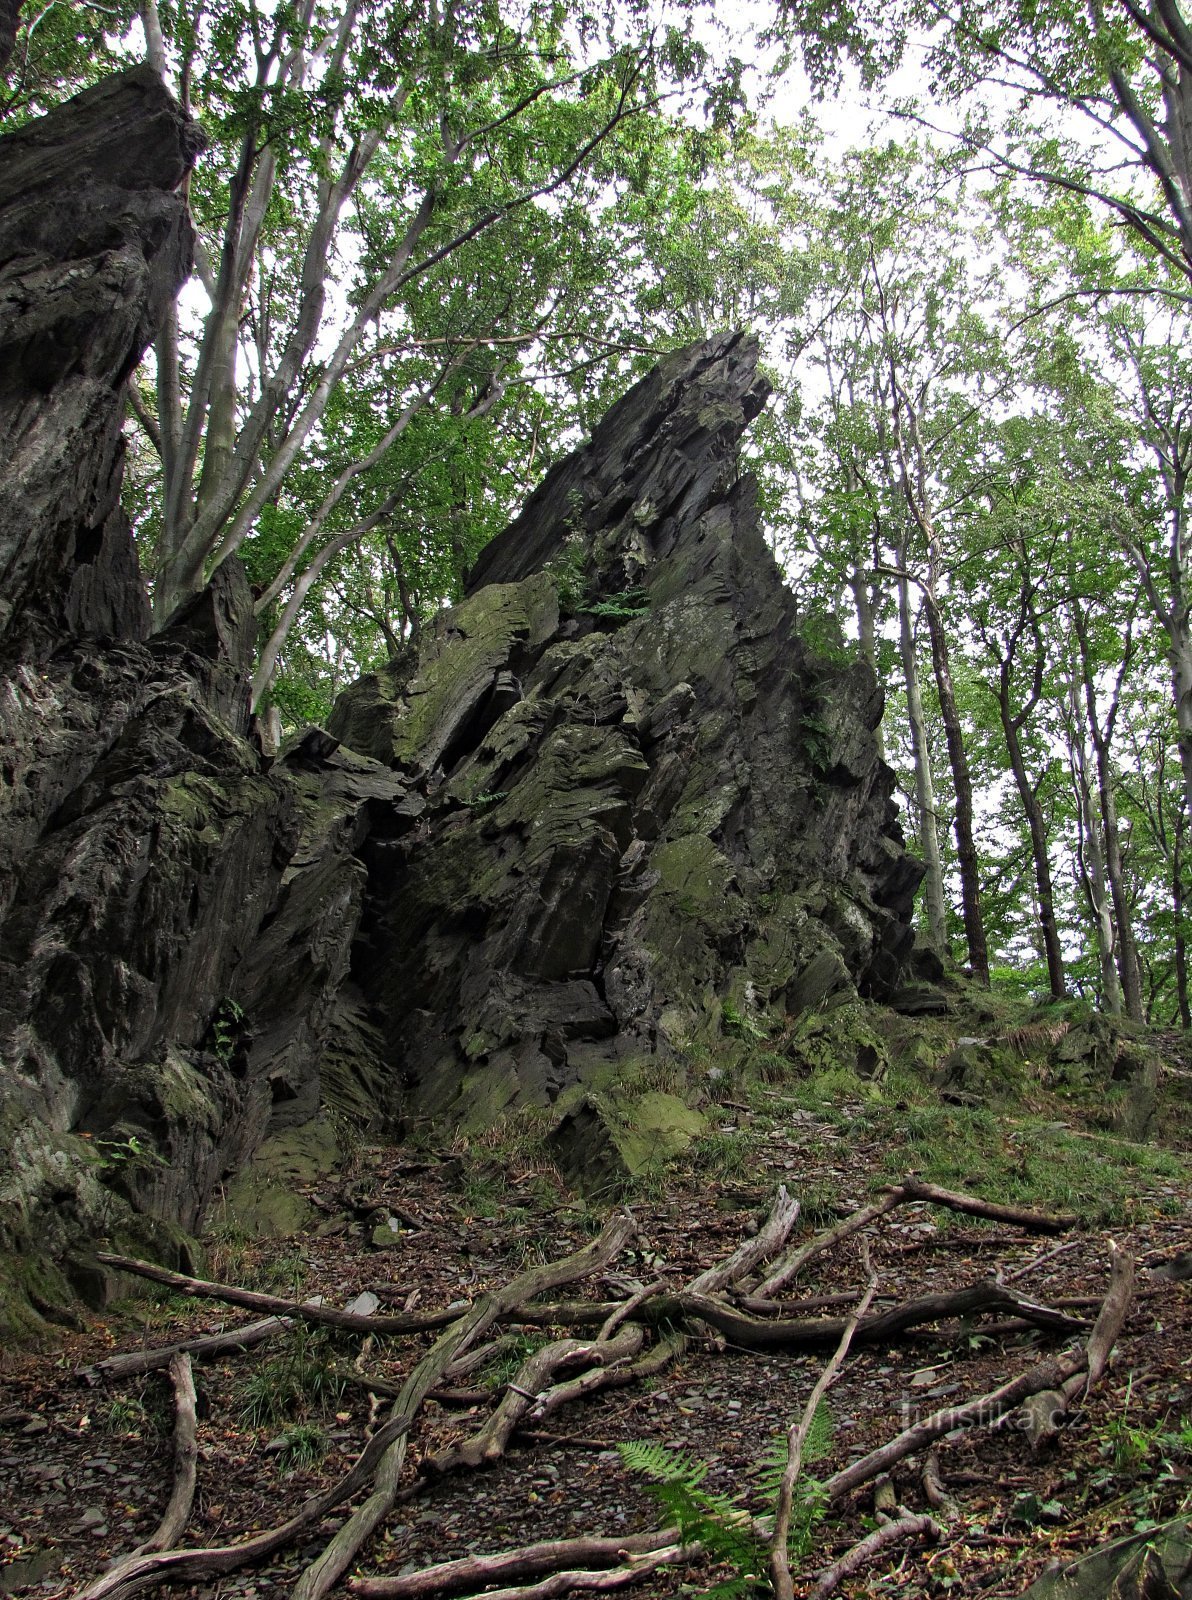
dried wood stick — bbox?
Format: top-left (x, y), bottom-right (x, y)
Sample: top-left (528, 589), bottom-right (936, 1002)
top-left (425, 1325), bottom-right (645, 1473)
top-left (1072, 1242), bottom-right (1135, 1397)
top-left (95, 1253), bottom-right (467, 1335)
top-left (755, 1190), bottom-right (903, 1298)
top-left (822, 1348), bottom-right (1087, 1505)
top-left (921, 1449), bottom-right (960, 1522)
top-left (527, 1329), bottom-right (686, 1421)
top-left (147, 1354), bottom-right (199, 1553)
top-left (894, 1178), bottom-right (1077, 1234)
top-left (674, 1280), bottom-right (1084, 1350)
top-left (442, 1546), bottom-right (687, 1600)
top-left (1005, 1239), bottom-right (1081, 1282)
top-left (770, 1259), bottom-right (878, 1600)
top-left (808, 1510), bottom-right (942, 1600)
top-left (733, 1291), bottom-right (898, 1316)
top-left (686, 1185), bottom-right (800, 1294)
top-left (597, 1279), bottom-right (665, 1341)
top-left (293, 1214), bottom-right (636, 1600)
top-left (80, 1315), bottom-right (288, 1382)
top-left (348, 1529), bottom-right (682, 1598)
top-left (757, 1176), bottom-right (1075, 1301)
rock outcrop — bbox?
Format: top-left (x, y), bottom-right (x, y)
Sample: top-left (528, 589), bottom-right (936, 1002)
top-left (0, 73), bottom-right (418, 1323)
top-left (0, 72), bottom-right (923, 1329)
top-left (331, 332), bottom-right (921, 1126)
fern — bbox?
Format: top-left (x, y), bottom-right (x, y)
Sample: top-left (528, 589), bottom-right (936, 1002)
top-left (753, 1405), bottom-right (833, 1560)
top-left (619, 1441), bottom-right (765, 1598)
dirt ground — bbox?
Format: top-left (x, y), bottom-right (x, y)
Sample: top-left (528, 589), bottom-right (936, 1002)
top-left (2, 1094), bottom-right (1189, 1600)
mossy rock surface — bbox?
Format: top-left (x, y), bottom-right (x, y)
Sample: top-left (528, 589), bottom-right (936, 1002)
top-left (219, 1116), bottom-right (340, 1239)
top-left (547, 1091), bottom-right (707, 1195)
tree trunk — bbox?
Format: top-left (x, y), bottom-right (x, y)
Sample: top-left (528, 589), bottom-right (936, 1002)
top-left (923, 586), bottom-right (989, 983)
top-left (1071, 605), bottom-right (1144, 1020)
top-left (896, 564), bottom-right (948, 957)
top-left (1176, 801), bottom-right (1191, 1027)
top-left (1068, 688), bottom-right (1123, 1014)
top-left (997, 668), bottom-right (1065, 997)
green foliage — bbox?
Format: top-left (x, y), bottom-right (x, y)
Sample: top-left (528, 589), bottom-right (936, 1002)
top-left (273, 1422), bottom-right (328, 1474)
top-left (618, 1441), bottom-right (765, 1597)
top-left (209, 998), bottom-right (247, 1068)
top-left (239, 1325), bottom-right (344, 1429)
top-left (580, 587), bottom-right (651, 621)
top-left (92, 1134), bottom-right (167, 1175)
top-left (618, 1412), bottom-right (833, 1594)
top-left (721, 999), bottom-right (769, 1042)
top-left (543, 535), bottom-right (590, 615)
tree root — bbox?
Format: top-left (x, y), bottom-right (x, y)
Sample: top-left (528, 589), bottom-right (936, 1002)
top-left (347, 1528), bottom-right (682, 1597)
top-left (73, 1193), bottom-right (1130, 1600)
top-left (808, 1510), bottom-right (943, 1600)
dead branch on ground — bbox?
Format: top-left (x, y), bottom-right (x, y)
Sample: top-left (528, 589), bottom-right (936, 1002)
top-left (770, 1253), bottom-right (878, 1600)
top-left (94, 1253), bottom-right (466, 1336)
top-left (754, 1177), bottom-right (1075, 1299)
top-left (808, 1510), bottom-right (942, 1600)
top-left (348, 1528), bottom-right (682, 1597)
top-left (823, 1244), bottom-right (1134, 1504)
top-left (672, 1279), bottom-right (1085, 1350)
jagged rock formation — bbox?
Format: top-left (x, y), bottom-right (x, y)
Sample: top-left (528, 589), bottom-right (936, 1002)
top-left (0, 72), bottom-right (418, 1322)
top-left (331, 333), bottom-right (922, 1127)
top-left (0, 72), bottom-right (923, 1328)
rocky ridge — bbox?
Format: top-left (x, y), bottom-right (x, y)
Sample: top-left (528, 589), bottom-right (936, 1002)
top-left (0, 72), bottom-right (923, 1330)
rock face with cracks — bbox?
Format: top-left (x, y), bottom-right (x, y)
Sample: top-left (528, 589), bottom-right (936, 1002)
top-left (0, 71), bottom-right (923, 1329)
top-left (332, 331), bottom-right (922, 1130)
top-left (0, 72), bottom-right (418, 1326)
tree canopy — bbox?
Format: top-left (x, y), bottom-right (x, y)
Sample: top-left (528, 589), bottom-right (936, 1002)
top-left (8, 0), bottom-right (1192, 1018)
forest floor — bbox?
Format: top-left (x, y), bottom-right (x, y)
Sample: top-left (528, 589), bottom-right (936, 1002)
top-left (2, 1053), bottom-right (1191, 1600)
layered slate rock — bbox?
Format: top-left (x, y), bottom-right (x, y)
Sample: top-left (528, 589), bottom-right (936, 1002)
top-left (0, 66), bottom-right (202, 657)
top-left (0, 68), bottom-right (924, 1328)
top-left (331, 333), bottom-right (923, 1125)
top-left (0, 74), bottom-right (417, 1324)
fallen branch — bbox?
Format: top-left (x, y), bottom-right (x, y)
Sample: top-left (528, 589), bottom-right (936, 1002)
top-left (94, 1254), bottom-right (465, 1336)
top-left (755, 1191), bottom-right (903, 1298)
top-left (441, 1546), bottom-right (687, 1600)
top-left (755, 1178), bottom-right (1074, 1300)
top-left (1023, 1243), bottom-right (1135, 1449)
top-left (824, 1242), bottom-right (1131, 1503)
top-left (921, 1449), bottom-right (960, 1523)
top-left (147, 1354), bottom-right (199, 1552)
top-left (808, 1510), bottom-right (942, 1600)
top-left (425, 1324), bottom-right (646, 1474)
top-left (687, 1185), bottom-right (800, 1294)
top-left (293, 1214), bottom-right (636, 1600)
top-left (770, 1257), bottom-right (878, 1600)
top-left (822, 1348), bottom-right (1086, 1505)
top-left (673, 1280), bottom-right (1085, 1350)
top-left (527, 1330), bottom-right (686, 1421)
top-left (80, 1315), bottom-right (288, 1382)
top-left (895, 1178), bottom-right (1077, 1234)
top-left (348, 1528), bottom-right (681, 1597)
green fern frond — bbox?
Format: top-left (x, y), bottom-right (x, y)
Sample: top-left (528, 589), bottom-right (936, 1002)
top-left (619, 1440), bottom-right (765, 1586)
top-left (618, 1440), bottom-right (709, 1490)
top-left (754, 1403), bottom-right (833, 1499)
